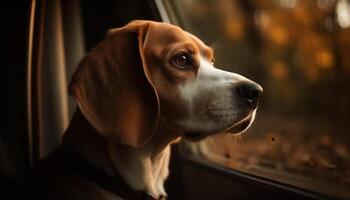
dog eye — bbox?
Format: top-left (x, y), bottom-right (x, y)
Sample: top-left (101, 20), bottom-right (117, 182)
top-left (172, 53), bottom-right (192, 69)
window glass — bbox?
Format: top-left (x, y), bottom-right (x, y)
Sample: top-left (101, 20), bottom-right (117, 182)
top-left (165, 0), bottom-right (350, 198)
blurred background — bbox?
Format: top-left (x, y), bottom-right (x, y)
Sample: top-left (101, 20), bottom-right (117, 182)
top-left (167, 0), bottom-right (350, 198)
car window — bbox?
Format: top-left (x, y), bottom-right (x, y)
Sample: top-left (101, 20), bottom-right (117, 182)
top-left (162, 0), bottom-right (350, 199)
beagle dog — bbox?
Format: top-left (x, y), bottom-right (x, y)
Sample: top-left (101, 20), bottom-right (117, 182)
top-left (30, 20), bottom-right (262, 200)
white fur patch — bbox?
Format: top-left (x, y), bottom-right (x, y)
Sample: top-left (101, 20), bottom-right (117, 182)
top-left (177, 56), bottom-right (260, 135)
top-left (109, 144), bottom-right (171, 199)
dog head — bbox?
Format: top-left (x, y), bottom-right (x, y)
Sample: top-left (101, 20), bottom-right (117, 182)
top-left (69, 20), bottom-right (262, 147)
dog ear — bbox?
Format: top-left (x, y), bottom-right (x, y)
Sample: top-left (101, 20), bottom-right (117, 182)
top-left (69, 21), bottom-right (159, 147)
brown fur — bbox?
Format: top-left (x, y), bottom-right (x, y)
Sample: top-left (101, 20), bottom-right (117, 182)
top-left (31, 20), bottom-right (215, 199)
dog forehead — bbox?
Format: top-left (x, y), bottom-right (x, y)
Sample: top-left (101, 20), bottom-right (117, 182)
top-left (187, 33), bottom-right (213, 59)
top-left (147, 23), bottom-right (213, 57)
top-left (150, 22), bottom-right (190, 42)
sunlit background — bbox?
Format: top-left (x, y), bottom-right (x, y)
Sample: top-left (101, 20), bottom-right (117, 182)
top-left (167, 0), bottom-right (350, 198)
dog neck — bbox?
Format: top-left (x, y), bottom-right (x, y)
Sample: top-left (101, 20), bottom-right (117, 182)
top-left (60, 110), bottom-right (180, 199)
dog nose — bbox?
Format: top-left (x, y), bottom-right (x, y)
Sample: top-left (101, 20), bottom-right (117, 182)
top-left (236, 82), bottom-right (263, 108)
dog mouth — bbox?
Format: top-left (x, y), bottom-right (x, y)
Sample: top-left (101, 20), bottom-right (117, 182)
top-left (183, 132), bottom-right (207, 141)
top-left (182, 112), bottom-right (254, 141)
top-left (225, 115), bottom-right (252, 134)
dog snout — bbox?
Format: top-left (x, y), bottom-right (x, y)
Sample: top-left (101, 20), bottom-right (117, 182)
top-left (235, 82), bottom-right (263, 108)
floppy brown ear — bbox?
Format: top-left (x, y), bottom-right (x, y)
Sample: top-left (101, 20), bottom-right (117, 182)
top-left (68, 21), bottom-right (159, 147)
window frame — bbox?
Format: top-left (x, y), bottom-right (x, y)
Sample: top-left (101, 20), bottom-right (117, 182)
top-left (180, 152), bottom-right (335, 200)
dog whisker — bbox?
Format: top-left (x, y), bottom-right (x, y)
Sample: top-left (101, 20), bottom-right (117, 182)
top-left (229, 134), bottom-right (244, 144)
top-left (192, 107), bottom-right (210, 119)
top-left (206, 136), bottom-right (217, 148)
top-left (232, 134), bottom-right (238, 144)
top-left (210, 36), bottom-right (226, 52)
top-left (238, 134), bottom-right (244, 143)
